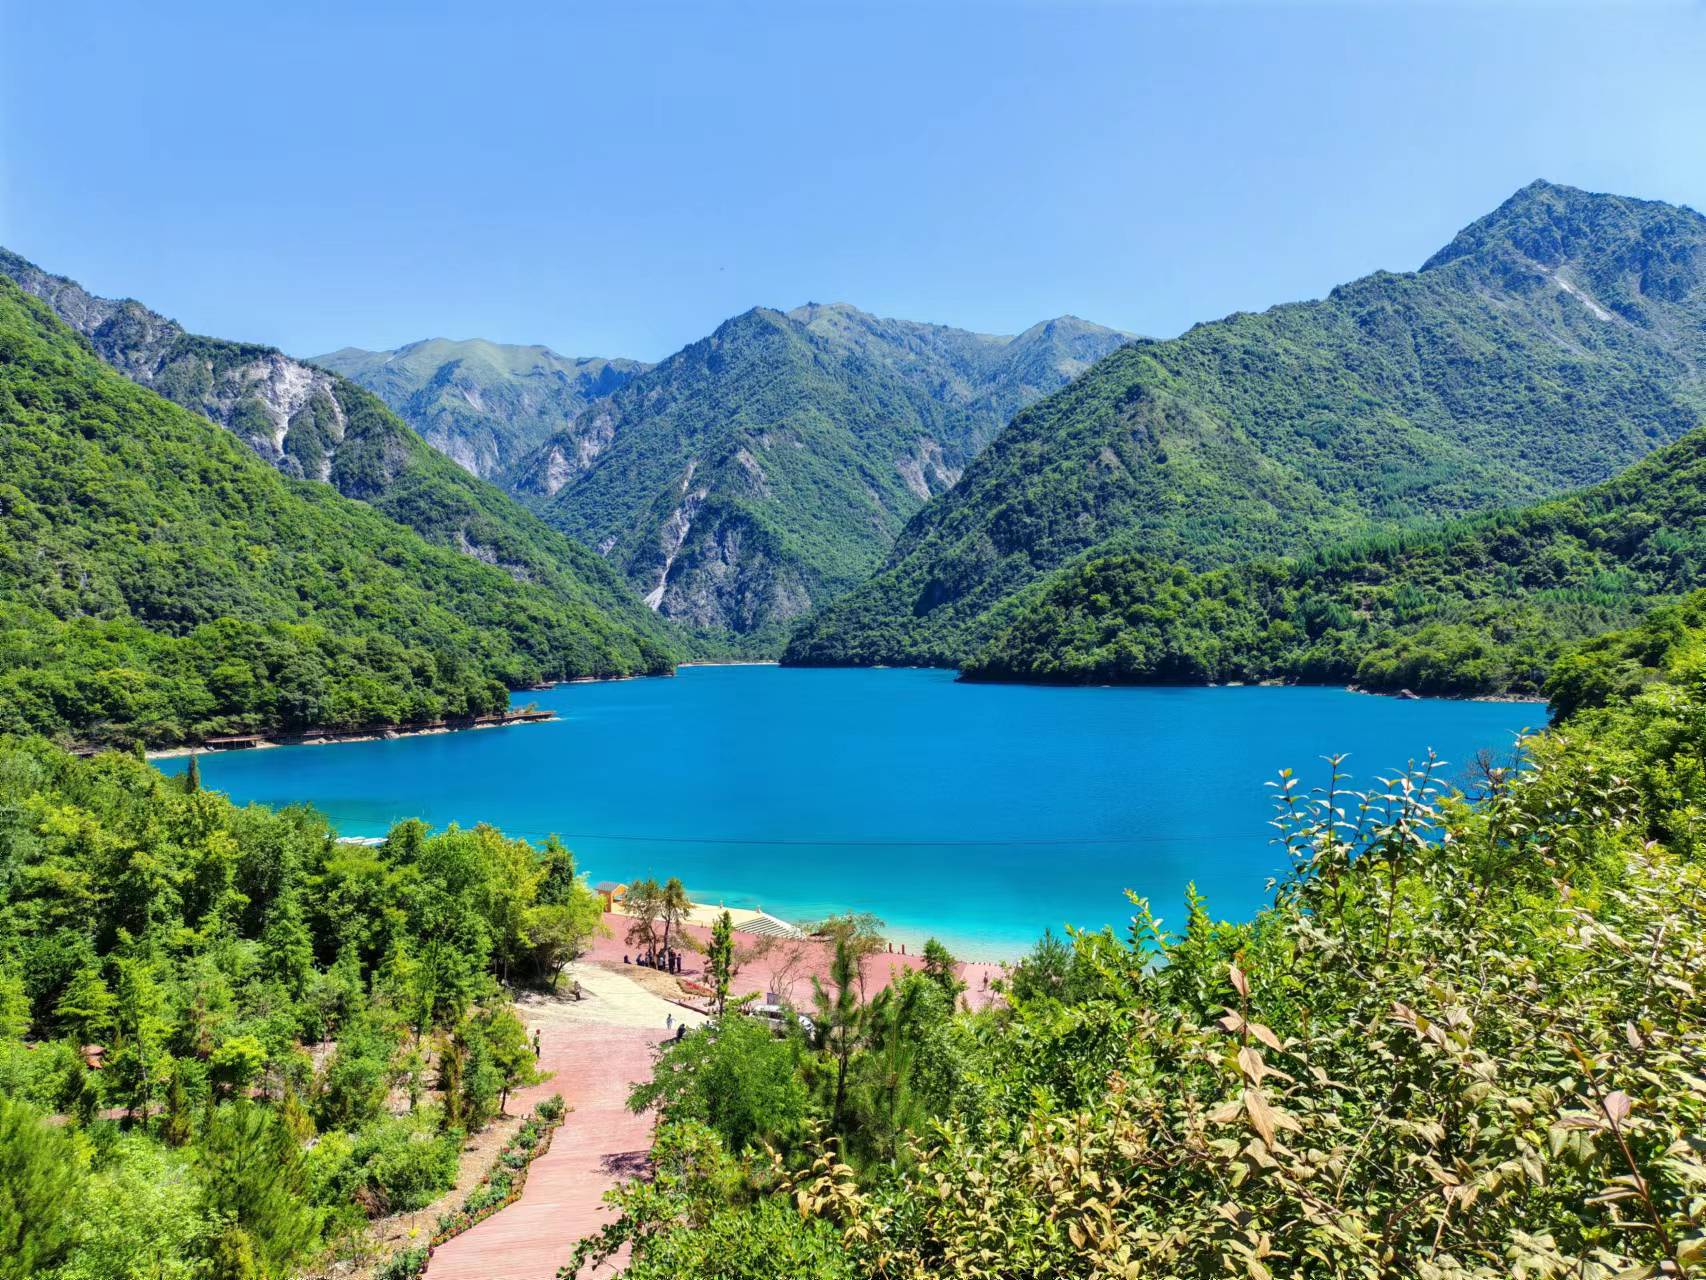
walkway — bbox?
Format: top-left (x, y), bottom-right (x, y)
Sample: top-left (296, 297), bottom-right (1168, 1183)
top-left (426, 964), bottom-right (704, 1280)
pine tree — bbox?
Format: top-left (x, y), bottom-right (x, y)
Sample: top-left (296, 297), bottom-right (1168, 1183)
top-left (0, 1099), bottom-right (85, 1279)
top-left (54, 964), bottom-right (115, 1044)
top-left (185, 753), bottom-right (201, 793)
top-left (812, 936), bottom-right (864, 1137)
top-left (708, 910), bottom-right (735, 1017)
top-left (161, 1065), bottom-right (193, 1147)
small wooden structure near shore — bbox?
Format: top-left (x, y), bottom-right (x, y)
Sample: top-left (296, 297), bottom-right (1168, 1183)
top-left (202, 733), bottom-right (267, 750)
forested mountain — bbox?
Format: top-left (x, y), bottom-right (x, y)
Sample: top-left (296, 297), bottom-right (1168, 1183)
top-left (0, 279), bottom-right (671, 747)
top-left (786, 181), bottom-right (1706, 667)
top-left (510, 303), bottom-right (1129, 639)
top-left (0, 249), bottom-right (680, 659)
top-left (961, 417), bottom-right (1706, 695)
top-left (312, 338), bottom-right (649, 479)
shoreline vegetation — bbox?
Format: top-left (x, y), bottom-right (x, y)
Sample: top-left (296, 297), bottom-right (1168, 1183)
top-left (142, 709), bottom-right (560, 760)
top-left (568, 600), bottom-right (1706, 1280)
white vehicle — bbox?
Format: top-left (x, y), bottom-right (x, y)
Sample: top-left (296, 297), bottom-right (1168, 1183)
top-left (744, 1002), bottom-right (815, 1037)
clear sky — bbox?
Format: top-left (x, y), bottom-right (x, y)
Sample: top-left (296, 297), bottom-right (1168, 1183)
top-left (4, 1), bottom-right (1704, 363)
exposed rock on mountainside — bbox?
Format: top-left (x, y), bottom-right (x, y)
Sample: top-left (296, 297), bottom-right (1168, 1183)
top-left (0, 278), bottom-right (673, 748)
top-left (510, 303), bottom-right (1130, 639)
top-left (313, 338), bottom-right (649, 479)
top-left (0, 248), bottom-right (681, 660)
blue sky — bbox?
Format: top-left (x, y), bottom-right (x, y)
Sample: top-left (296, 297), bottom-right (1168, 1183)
top-left (4, 1), bottom-right (1704, 362)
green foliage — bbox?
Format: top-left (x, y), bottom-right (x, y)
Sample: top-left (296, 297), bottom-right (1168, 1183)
top-left (599, 606), bottom-right (1706, 1277)
top-left (960, 420), bottom-right (1706, 697)
top-left (629, 1015), bottom-right (810, 1156)
top-left (196, 1104), bottom-right (321, 1280)
top-left (708, 910), bottom-right (735, 1017)
top-left (53, 1135), bottom-right (214, 1280)
top-left (333, 1112), bottom-right (462, 1215)
top-left (566, 1120), bottom-right (855, 1280)
top-left (0, 1097), bottom-right (85, 1279)
top-left (0, 737), bottom-right (599, 1277)
top-left (0, 278), bottom-right (672, 749)
top-left (789, 181), bottom-right (1706, 668)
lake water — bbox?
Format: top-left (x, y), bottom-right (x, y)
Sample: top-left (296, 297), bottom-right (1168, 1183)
top-left (158, 667), bottom-right (1539, 958)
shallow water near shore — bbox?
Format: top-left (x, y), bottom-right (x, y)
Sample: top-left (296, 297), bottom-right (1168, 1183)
top-left (159, 667), bottom-right (1538, 959)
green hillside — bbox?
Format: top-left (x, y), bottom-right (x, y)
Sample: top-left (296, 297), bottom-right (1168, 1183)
top-left (0, 249), bottom-right (682, 661)
top-left (313, 337), bottom-right (649, 479)
top-left (786, 181), bottom-right (1706, 667)
top-left (961, 419), bottom-right (1706, 695)
top-left (514, 303), bottom-right (1129, 642)
top-left (0, 279), bottom-right (671, 748)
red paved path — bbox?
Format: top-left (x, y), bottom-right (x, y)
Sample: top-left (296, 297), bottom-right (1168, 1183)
top-left (427, 1023), bottom-right (665, 1280)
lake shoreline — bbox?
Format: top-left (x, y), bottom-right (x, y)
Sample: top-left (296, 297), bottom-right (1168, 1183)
top-left (146, 713), bottom-right (558, 760)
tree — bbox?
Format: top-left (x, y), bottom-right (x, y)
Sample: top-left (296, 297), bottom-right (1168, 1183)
top-left (259, 892), bottom-right (314, 1001)
top-left (108, 953), bottom-right (171, 1121)
top-left (708, 910), bottom-right (735, 1017)
top-left (527, 896), bottom-right (603, 991)
top-left (0, 969), bottom-right (29, 1040)
top-left (624, 878), bottom-right (663, 960)
top-left (209, 1036), bottom-right (267, 1099)
top-left (919, 938), bottom-right (963, 1007)
top-left (536, 835), bottom-right (577, 906)
top-left (481, 827), bottom-right (544, 986)
top-left (659, 877), bottom-right (691, 960)
top-left (811, 936), bottom-right (864, 1136)
top-left (0, 1098), bottom-right (85, 1280)
top-left (161, 1064), bottom-right (194, 1147)
top-left (812, 913), bottom-right (886, 999)
top-left (184, 753), bottom-right (201, 793)
top-left (55, 962), bottom-right (116, 1044)
top-left (196, 1104), bottom-right (320, 1280)
top-left (480, 1006), bottom-right (550, 1115)
top-left (629, 1018), bottom-right (808, 1155)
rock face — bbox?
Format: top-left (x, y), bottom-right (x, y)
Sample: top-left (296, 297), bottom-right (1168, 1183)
top-left (785, 181), bottom-right (1706, 668)
top-left (0, 249), bottom-right (406, 488)
top-left (0, 248), bottom-right (680, 659)
top-left (313, 338), bottom-right (649, 480)
top-left (507, 303), bottom-right (1131, 639)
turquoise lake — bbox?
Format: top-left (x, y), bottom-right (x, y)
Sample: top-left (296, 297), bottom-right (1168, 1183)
top-left (159, 667), bottom-right (1540, 959)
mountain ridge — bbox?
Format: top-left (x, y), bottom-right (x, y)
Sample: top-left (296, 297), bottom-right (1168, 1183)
top-left (312, 336), bottom-right (650, 479)
top-left (0, 278), bottom-right (671, 748)
top-left (784, 180), bottom-right (1706, 668)
top-left (0, 247), bottom-right (684, 662)
top-left (510, 302), bottom-right (1132, 640)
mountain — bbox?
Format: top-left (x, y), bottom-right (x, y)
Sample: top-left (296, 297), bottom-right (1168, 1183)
top-left (312, 337), bottom-right (650, 479)
top-left (511, 303), bottom-right (1130, 640)
top-left (0, 248), bottom-right (681, 661)
top-left (960, 415), bottom-right (1706, 695)
top-left (0, 279), bottom-right (671, 748)
top-left (785, 181), bottom-right (1706, 668)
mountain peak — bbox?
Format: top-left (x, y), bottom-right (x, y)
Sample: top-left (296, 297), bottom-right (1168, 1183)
top-left (1422, 180), bottom-right (1706, 278)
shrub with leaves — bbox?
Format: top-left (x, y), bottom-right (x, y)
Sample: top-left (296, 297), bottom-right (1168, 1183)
top-left (586, 620), bottom-right (1706, 1278)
